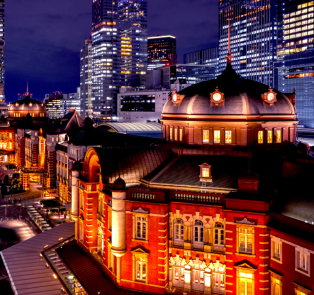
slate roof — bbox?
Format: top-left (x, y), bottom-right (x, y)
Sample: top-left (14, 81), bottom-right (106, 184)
top-left (142, 154), bottom-right (249, 190)
top-left (56, 241), bottom-right (145, 295)
top-left (93, 145), bottom-right (173, 184)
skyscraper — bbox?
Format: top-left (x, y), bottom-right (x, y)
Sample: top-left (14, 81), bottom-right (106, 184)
top-left (80, 39), bottom-right (92, 118)
top-left (184, 46), bottom-right (218, 67)
top-left (218, 0), bottom-right (277, 86)
top-left (147, 35), bottom-right (177, 70)
top-left (275, 0), bottom-right (314, 128)
top-left (91, 0), bottom-right (147, 123)
top-left (0, 0), bottom-right (5, 101)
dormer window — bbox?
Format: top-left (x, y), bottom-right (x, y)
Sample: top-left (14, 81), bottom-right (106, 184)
top-left (199, 163), bottom-right (212, 182)
top-left (210, 87), bottom-right (224, 105)
top-left (262, 87), bottom-right (277, 106)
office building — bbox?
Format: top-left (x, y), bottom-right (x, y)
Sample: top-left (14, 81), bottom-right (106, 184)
top-left (147, 35), bottom-right (177, 70)
top-left (60, 89), bottom-right (82, 118)
top-left (0, 0), bottom-right (4, 101)
top-left (44, 92), bottom-right (65, 120)
top-left (80, 39), bottom-right (92, 119)
top-left (91, 0), bottom-right (147, 123)
top-left (218, 0), bottom-right (277, 85)
top-left (184, 46), bottom-right (219, 68)
top-left (275, 0), bottom-right (314, 128)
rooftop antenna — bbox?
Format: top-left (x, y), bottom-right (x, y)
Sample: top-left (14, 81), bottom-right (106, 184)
top-left (225, 18), bottom-right (234, 65)
top-left (26, 81), bottom-right (29, 95)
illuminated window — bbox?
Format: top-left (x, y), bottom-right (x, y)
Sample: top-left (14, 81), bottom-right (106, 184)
top-left (271, 237), bottom-right (282, 262)
top-left (170, 127), bottom-right (173, 140)
top-left (276, 130), bottom-right (282, 143)
top-left (174, 128), bottom-right (178, 141)
top-left (135, 256), bottom-right (147, 282)
top-left (202, 168), bottom-right (209, 178)
top-left (87, 185), bottom-right (91, 192)
top-left (135, 216), bottom-right (147, 240)
top-left (213, 223), bottom-right (224, 250)
top-left (213, 267), bottom-right (225, 293)
top-left (238, 271), bottom-right (254, 295)
top-left (225, 130), bottom-right (232, 144)
top-left (193, 220), bottom-right (204, 245)
top-left (203, 130), bottom-right (209, 143)
top-left (238, 227), bottom-right (254, 254)
top-left (174, 219), bottom-right (184, 245)
top-left (267, 130), bottom-right (273, 143)
top-left (271, 277), bottom-right (282, 295)
top-left (296, 247), bottom-right (310, 273)
top-left (179, 128), bottom-right (183, 141)
top-left (258, 131), bottom-right (263, 144)
top-left (214, 130), bottom-right (220, 143)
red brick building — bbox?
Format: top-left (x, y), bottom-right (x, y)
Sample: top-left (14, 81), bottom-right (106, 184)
top-left (66, 63), bottom-right (314, 295)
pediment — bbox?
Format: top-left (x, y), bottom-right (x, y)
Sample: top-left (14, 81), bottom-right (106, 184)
top-left (131, 246), bottom-right (150, 255)
top-left (132, 206), bottom-right (149, 214)
top-left (234, 260), bottom-right (257, 271)
top-left (235, 217), bottom-right (256, 225)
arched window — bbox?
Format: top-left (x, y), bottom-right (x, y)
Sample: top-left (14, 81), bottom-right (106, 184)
top-left (193, 220), bottom-right (204, 248)
top-left (213, 223), bottom-right (224, 251)
top-left (174, 219), bottom-right (184, 245)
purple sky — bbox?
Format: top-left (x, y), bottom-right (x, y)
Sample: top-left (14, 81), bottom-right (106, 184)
top-left (5, 0), bottom-right (218, 102)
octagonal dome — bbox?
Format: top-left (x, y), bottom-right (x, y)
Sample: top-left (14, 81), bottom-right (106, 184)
top-left (162, 68), bottom-right (295, 116)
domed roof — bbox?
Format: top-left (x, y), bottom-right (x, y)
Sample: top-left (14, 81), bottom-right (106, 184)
top-left (162, 67), bottom-right (295, 116)
top-left (9, 96), bottom-right (46, 111)
top-left (113, 177), bottom-right (126, 190)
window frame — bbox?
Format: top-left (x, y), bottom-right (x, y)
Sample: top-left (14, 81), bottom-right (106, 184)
top-left (193, 220), bottom-right (204, 248)
top-left (295, 246), bottom-right (311, 277)
top-left (203, 130), bottom-right (209, 143)
top-left (134, 214), bottom-right (148, 241)
top-left (225, 130), bottom-right (232, 144)
top-left (213, 222), bottom-right (224, 251)
top-left (214, 130), bottom-right (220, 144)
top-left (271, 237), bottom-right (282, 263)
top-left (238, 226), bottom-right (254, 255)
top-left (174, 218), bottom-right (184, 246)
top-left (237, 269), bottom-right (254, 295)
top-left (258, 130), bottom-right (264, 144)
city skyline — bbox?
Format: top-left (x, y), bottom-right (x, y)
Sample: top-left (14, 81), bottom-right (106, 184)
top-left (5, 0), bottom-right (218, 102)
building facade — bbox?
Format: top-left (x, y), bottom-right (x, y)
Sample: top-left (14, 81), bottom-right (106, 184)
top-left (148, 35), bottom-right (177, 70)
top-left (218, 0), bottom-right (278, 86)
top-left (80, 39), bottom-right (93, 119)
top-left (184, 46), bottom-right (219, 68)
top-left (275, 0), bottom-right (314, 127)
top-left (0, 0), bottom-right (5, 101)
top-left (91, 0), bottom-right (148, 123)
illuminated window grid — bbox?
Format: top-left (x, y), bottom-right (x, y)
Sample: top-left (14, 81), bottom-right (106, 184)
top-left (214, 130), bottom-right (220, 144)
top-left (203, 130), bottom-right (209, 143)
top-left (258, 131), bottom-right (263, 144)
top-left (225, 130), bottom-right (232, 144)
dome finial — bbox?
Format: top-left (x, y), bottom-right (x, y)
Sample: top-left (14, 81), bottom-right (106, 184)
top-left (225, 18), bottom-right (234, 65)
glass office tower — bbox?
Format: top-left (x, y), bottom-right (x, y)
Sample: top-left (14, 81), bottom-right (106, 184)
top-left (80, 39), bottom-right (92, 119)
top-left (0, 0), bottom-right (4, 101)
top-left (147, 35), bottom-right (177, 70)
top-left (275, 0), bottom-right (314, 128)
top-left (218, 0), bottom-right (278, 86)
top-left (91, 0), bottom-right (147, 123)
top-left (184, 47), bottom-right (218, 67)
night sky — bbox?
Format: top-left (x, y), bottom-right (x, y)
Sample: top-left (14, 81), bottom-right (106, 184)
top-left (5, 0), bottom-right (218, 103)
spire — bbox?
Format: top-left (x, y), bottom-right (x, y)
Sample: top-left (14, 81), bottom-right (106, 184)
top-left (26, 81), bottom-right (29, 96)
top-left (225, 19), bottom-right (234, 65)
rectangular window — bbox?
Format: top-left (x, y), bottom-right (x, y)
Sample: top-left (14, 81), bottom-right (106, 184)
top-left (239, 227), bottom-right (253, 254)
top-left (238, 271), bottom-right (254, 295)
top-left (135, 258), bottom-right (147, 282)
top-left (214, 130), bottom-right (220, 143)
top-left (295, 247), bottom-right (310, 274)
top-left (202, 168), bottom-right (209, 178)
top-left (258, 131), bottom-right (263, 144)
top-left (174, 128), bottom-right (178, 141)
top-left (203, 130), bottom-right (209, 143)
top-left (271, 237), bottom-right (282, 262)
top-left (79, 190), bottom-right (84, 210)
top-left (225, 130), bottom-right (232, 144)
top-left (179, 128), bottom-right (183, 141)
top-left (170, 127), bottom-right (173, 140)
top-left (135, 216), bottom-right (147, 240)
top-left (267, 130), bottom-right (273, 143)
top-left (276, 130), bottom-right (282, 143)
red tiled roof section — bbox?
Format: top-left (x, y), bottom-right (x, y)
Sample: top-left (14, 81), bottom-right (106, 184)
top-left (94, 146), bottom-right (173, 184)
top-left (56, 241), bottom-right (145, 295)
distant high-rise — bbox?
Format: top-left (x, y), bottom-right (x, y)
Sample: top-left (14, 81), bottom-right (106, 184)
top-left (275, 0), bottom-right (314, 128)
top-left (0, 0), bottom-right (5, 101)
top-left (218, 0), bottom-right (277, 86)
top-left (147, 35), bottom-right (176, 70)
top-left (80, 39), bottom-right (92, 119)
top-left (91, 0), bottom-right (147, 123)
top-left (184, 47), bottom-right (218, 67)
